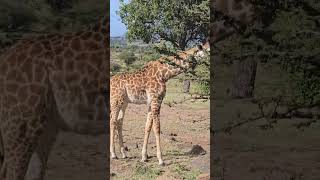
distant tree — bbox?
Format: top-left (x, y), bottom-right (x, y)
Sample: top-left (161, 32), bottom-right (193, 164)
top-left (119, 50), bottom-right (137, 70)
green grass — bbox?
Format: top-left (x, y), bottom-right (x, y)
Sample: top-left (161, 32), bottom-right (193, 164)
top-left (131, 162), bottom-right (164, 180)
top-left (173, 163), bottom-right (201, 180)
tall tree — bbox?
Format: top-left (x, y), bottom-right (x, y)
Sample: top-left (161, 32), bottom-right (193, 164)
top-left (118, 0), bottom-right (209, 50)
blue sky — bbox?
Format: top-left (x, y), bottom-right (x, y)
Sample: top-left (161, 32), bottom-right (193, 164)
top-left (110, 0), bottom-right (127, 37)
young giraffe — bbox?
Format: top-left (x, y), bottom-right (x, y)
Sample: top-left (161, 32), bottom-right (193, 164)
top-left (211, 0), bottom-right (255, 43)
top-left (110, 43), bottom-right (210, 165)
top-left (0, 15), bottom-right (109, 180)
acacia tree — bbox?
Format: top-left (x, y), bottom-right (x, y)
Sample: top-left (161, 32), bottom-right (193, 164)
top-left (118, 0), bottom-right (209, 50)
top-left (119, 0), bottom-right (209, 94)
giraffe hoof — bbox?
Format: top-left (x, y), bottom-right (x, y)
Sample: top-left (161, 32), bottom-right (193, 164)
top-left (111, 155), bottom-right (118, 159)
top-left (159, 160), bottom-right (165, 166)
top-left (140, 158), bottom-right (148, 162)
top-left (121, 155), bottom-right (128, 159)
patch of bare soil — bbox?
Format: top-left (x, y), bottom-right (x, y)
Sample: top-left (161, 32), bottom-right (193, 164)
top-left (45, 133), bottom-right (107, 180)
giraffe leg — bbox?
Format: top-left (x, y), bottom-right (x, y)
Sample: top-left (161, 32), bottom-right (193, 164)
top-left (152, 116), bottom-right (164, 166)
top-left (141, 109), bottom-right (153, 162)
top-left (150, 97), bottom-right (164, 166)
top-left (110, 104), bottom-right (120, 159)
top-left (25, 119), bottom-right (58, 180)
top-left (117, 103), bottom-right (128, 159)
top-left (1, 115), bottom-right (46, 180)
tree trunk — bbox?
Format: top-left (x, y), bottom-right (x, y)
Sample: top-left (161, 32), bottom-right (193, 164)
top-left (231, 58), bottom-right (257, 98)
top-left (183, 80), bottom-right (191, 93)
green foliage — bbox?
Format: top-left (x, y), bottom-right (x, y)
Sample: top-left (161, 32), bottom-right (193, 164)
top-left (186, 51), bottom-right (210, 96)
top-left (218, 0), bottom-right (320, 106)
top-left (118, 0), bottom-right (209, 50)
top-left (0, 0), bottom-right (107, 50)
top-left (118, 50), bottom-right (137, 67)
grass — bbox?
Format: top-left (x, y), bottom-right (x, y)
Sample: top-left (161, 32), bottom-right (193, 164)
top-left (132, 162), bottom-right (164, 180)
top-left (173, 163), bottom-right (201, 180)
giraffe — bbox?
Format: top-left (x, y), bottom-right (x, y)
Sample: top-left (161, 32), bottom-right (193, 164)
top-left (0, 14), bottom-right (109, 180)
top-left (211, 0), bottom-right (255, 44)
top-left (110, 43), bottom-right (210, 166)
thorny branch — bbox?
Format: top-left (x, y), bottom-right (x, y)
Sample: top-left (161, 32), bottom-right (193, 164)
top-left (211, 96), bottom-right (320, 136)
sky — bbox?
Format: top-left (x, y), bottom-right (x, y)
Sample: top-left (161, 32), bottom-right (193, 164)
top-left (110, 0), bottom-right (127, 37)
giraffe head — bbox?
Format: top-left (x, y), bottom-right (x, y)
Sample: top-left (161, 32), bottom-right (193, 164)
top-left (182, 42), bottom-right (210, 70)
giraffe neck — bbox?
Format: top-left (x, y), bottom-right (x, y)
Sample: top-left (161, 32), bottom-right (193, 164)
top-left (212, 0), bottom-right (254, 43)
top-left (144, 47), bottom-right (199, 82)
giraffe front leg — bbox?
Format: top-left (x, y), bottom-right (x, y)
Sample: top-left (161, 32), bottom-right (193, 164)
top-left (141, 111), bottom-right (153, 162)
top-left (153, 115), bottom-right (164, 166)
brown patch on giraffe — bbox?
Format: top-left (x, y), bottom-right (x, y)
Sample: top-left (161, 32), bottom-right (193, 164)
top-left (6, 69), bottom-right (19, 80)
top-left (65, 60), bottom-right (75, 72)
top-left (20, 62), bottom-right (33, 82)
top-left (16, 72), bottom-right (27, 83)
top-left (66, 72), bottom-right (80, 84)
top-left (42, 40), bottom-right (52, 51)
top-left (6, 82), bottom-right (19, 94)
top-left (75, 52), bottom-right (89, 61)
top-left (30, 43), bottom-right (43, 56)
top-left (76, 62), bottom-right (87, 74)
top-left (54, 46), bottom-right (64, 55)
top-left (30, 84), bottom-right (45, 95)
top-left (6, 94), bottom-right (18, 107)
top-left (55, 56), bottom-right (64, 69)
top-left (81, 32), bottom-right (93, 40)
top-left (71, 38), bottom-right (82, 51)
top-left (7, 53), bottom-right (18, 67)
top-left (64, 49), bottom-right (75, 59)
top-left (85, 41), bottom-right (100, 51)
top-left (34, 66), bottom-right (45, 82)
top-left (0, 62), bottom-right (8, 75)
top-left (17, 86), bottom-right (29, 103)
top-left (90, 52), bottom-right (103, 67)
top-left (27, 95), bottom-right (40, 107)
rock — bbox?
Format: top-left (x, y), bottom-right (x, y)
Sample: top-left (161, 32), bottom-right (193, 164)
top-left (185, 145), bottom-right (206, 156)
top-left (197, 173), bottom-right (210, 180)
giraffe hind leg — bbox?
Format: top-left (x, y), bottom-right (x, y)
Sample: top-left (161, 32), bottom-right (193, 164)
top-left (2, 115), bottom-right (46, 180)
top-left (117, 103), bottom-right (128, 159)
top-left (110, 103), bottom-right (121, 159)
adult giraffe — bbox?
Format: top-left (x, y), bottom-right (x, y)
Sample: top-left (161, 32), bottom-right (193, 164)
top-left (0, 15), bottom-right (109, 180)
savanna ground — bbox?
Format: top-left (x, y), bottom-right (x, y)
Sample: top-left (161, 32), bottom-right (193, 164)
top-left (213, 61), bottom-right (320, 180)
top-left (109, 80), bottom-right (210, 180)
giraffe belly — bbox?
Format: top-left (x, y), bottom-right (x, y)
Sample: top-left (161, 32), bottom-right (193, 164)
top-left (126, 90), bottom-right (148, 104)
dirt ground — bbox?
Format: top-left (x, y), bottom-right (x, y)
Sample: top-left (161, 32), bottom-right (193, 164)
top-left (45, 132), bottom-right (107, 180)
top-left (109, 101), bottom-right (210, 180)
top-left (44, 96), bottom-right (210, 180)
